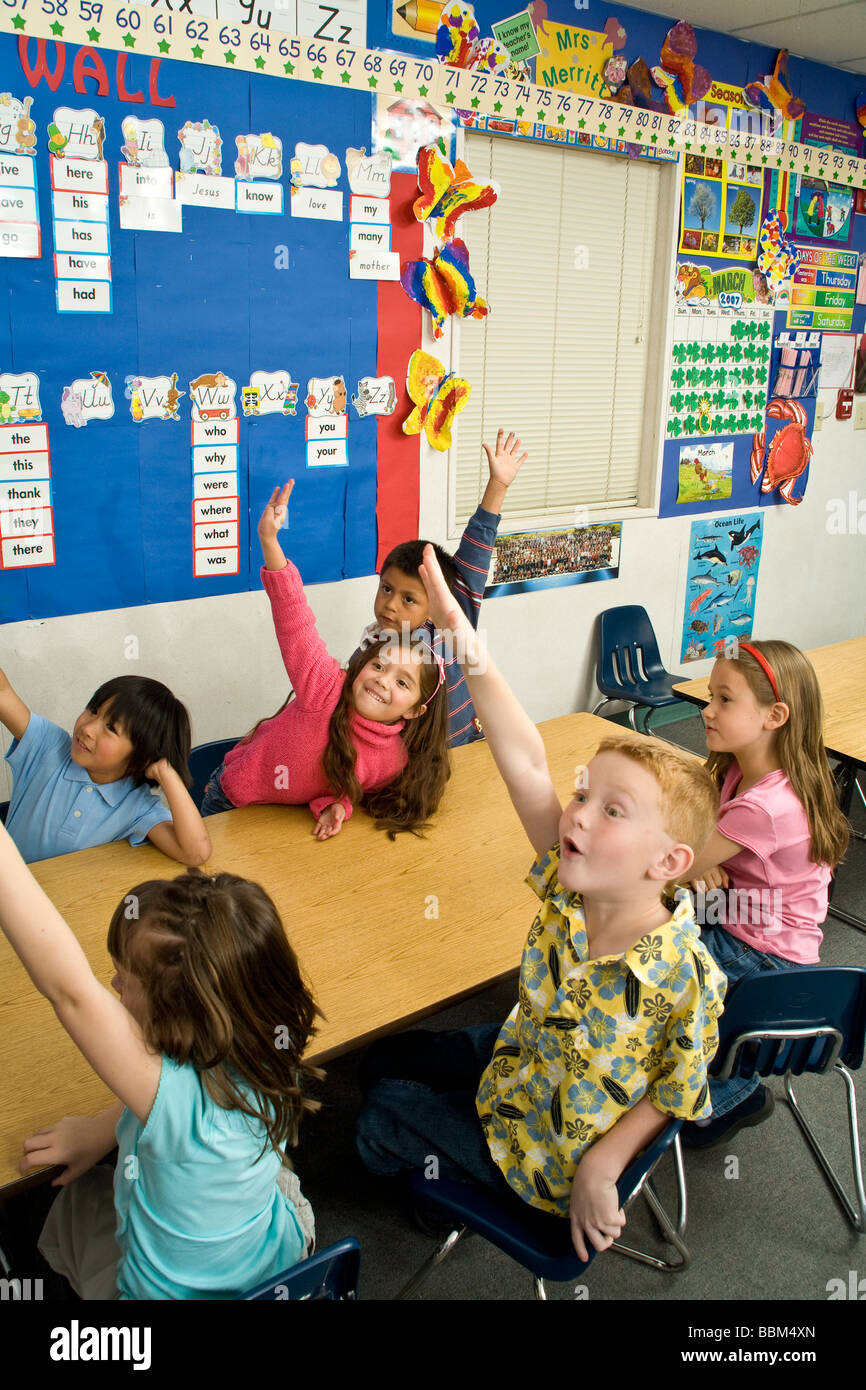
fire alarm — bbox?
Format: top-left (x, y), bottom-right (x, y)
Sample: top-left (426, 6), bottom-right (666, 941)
top-left (837, 388), bottom-right (854, 420)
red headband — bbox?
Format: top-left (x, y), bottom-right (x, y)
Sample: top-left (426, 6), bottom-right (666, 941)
top-left (737, 642), bottom-right (780, 701)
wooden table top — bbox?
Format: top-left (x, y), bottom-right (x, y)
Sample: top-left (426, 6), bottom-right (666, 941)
top-left (674, 637), bottom-right (866, 768)
top-left (0, 711), bottom-right (625, 1193)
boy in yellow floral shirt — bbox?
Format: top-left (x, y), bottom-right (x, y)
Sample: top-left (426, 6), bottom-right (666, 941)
top-left (357, 549), bottom-right (726, 1260)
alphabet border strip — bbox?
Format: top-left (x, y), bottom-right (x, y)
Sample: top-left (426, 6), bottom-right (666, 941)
top-left (2, 1), bottom-right (865, 189)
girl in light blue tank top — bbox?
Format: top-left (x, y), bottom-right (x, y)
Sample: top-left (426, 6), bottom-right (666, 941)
top-left (0, 823), bottom-right (321, 1299)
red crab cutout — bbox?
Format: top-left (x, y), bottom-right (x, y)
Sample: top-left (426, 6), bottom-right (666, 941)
top-left (750, 398), bottom-right (813, 506)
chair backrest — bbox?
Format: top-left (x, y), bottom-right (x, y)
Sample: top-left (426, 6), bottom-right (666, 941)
top-left (0, 801), bottom-right (7, 826)
top-left (188, 738), bottom-right (239, 809)
top-left (596, 606), bottom-right (665, 694)
top-left (243, 1237), bottom-right (361, 1300)
top-left (711, 967), bottom-right (866, 1081)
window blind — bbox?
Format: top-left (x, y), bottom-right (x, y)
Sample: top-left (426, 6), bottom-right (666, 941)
top-left (454, 134), bottom-right (665, 529)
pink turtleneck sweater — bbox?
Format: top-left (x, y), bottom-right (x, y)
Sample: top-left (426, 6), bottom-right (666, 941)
top-left (221, 563), bottom-right (407, 819)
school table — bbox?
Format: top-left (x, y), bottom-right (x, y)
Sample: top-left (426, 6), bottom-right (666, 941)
top-left (673, 636), bottom-right (866, 931)
top-left (0, 711), bottom-right (623, 1193)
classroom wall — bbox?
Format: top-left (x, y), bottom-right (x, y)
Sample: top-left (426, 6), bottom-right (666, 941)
top-left (2, 3), bottom-right (865, 800)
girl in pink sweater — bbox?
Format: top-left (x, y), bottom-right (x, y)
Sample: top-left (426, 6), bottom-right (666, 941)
top-left (201, 483), bottom-right (450, 839)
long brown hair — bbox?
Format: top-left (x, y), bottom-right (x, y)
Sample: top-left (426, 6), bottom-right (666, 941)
top-left (705, 639), bottom-right (849, 868)
top-left (323, 635), bottom-right (450, 838)
top-left (107, 870), bottom-right (322, 1155)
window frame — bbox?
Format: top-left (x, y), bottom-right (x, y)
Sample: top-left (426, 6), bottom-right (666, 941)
top-left (428, 131), bottom-right (681, 545)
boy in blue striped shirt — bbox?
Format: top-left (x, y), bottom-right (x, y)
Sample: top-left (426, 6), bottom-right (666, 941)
top-left (359, 430), bottom-right (527, 747)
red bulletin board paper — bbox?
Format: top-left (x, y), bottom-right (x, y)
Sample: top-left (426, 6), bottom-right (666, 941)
top-left (376, 171), bottom-right (423, 570)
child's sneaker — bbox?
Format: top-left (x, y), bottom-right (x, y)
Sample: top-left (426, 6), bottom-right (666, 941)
top-left (681, 1085), bottom-right (775, 1150)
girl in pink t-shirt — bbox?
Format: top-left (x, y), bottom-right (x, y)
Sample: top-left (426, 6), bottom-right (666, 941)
top-left (201, 483), bottom-right (450, 840)
top-left (682, 639), bottom-right (849, 1149)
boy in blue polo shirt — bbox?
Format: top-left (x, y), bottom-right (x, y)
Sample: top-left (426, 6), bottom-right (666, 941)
top-left (0, 669), bottom-right (210, 865)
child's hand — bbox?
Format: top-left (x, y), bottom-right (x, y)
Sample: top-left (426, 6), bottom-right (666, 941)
top-left (419, 545), bottom-right (480, 664)
top-left (482, 429), bottom-right (527, 490)
top-left (144, 757), bottom-right (169, 784)
top-left (20, 1115), bottom-right (114, 1186)
top-left (257, 482), bottom-right (294, 546)
top-left (691, 865), bottom-right (729, 893)
top-left (569, 1158), bottom-right (625, 1262)
top-left (313, 802), bottom-right (346, 840)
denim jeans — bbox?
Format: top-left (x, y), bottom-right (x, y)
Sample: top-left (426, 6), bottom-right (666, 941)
top-left (199, 760), bottom-right (237, 817)
top-left (701, 926), bottom-right (807, 1118)
top-left (356, 1024), bottom-right (515, 1198)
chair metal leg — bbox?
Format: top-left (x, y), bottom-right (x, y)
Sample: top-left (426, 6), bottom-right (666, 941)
top-left (610, 1135), bottom-right (690, 1271)
top-left (591, 699), bottom-right (612, 717)
top-left (784, 1064), bottom-right (866, 1233)
top-left (395, 1226), bottom-right (467, 1300)
top-left (533, 1276), bottom-right (547, 1300)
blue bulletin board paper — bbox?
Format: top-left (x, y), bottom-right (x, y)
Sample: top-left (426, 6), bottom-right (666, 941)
top-left (0, 37), bottom-right (379, 623)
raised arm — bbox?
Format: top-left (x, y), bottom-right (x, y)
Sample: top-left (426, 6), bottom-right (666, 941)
top-left (451, 431), bottom-right (528, 627)
top-left (257, 482), bottom-right (342, 708)
top-left (0, 822), bottom-right (161, 1125)
top-left (0, 667), bottom-right (31, 742)
top-left (480, 428), bottom-right (527, 516)
top-left (419, 545), bottom-right (561, 855)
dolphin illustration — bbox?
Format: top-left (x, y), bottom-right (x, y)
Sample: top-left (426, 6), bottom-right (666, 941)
top-left (695, 546), bottom-right (728, 566)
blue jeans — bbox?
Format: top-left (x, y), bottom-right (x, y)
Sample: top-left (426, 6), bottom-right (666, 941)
top-left (199, 761), bottom-right (237, 817)
top-left (356, 1024), bottom-right (515, 1199)
top-left (701, 926), bottom-right (807, 1118)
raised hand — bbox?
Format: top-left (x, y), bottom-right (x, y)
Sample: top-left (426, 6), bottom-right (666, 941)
top-left (482, 430), bottom-right (528, 490)
top-left (258, 481), bottom-right (294, 546)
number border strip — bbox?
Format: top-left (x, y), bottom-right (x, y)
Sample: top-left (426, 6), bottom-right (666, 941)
top-left (1, 3), bottom-right (864, 189)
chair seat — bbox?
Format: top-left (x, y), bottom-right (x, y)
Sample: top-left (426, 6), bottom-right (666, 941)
top-left (596, 671), bottom-right (680, 708)
top-left (410, 1174), bottom-right (590, 1283)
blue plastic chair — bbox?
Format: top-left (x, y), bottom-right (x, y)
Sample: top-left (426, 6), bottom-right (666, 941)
top-left (243, 1237), bottom-right (361, 1300)
top-left (396, 1117), bottom-right (688, 1300)
top-left (592, 605), bottom-right (682, 734)
top-left (710, 967), bottom-right (866, 1232)
top-left (188, 738), bottom-right (239, 810)
top-left (0, 801), bottom-right (7, 825)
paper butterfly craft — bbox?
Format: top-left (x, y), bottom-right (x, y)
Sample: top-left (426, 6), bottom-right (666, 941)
top-left (436, 4), bottom-right (510, 73)
top-left (757, 213), bottom-right (799, 296)
top-left (402, 349), bottom-right (471, 452)
top-left (414, 143), bottom-right (499, 243)
top-left (400, 239), bottom-right (489, 339)
top-left (651, 21), bottom-right (711, 114)
top-left (744, 50), bottom-right (806, 122)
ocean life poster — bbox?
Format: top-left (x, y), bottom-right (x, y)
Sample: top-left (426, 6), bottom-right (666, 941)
top-left (680, 512), bottom-right (763, 663)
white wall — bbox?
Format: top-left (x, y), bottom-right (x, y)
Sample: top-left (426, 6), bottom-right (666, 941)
top-left (2, 402), bottom-right (864, 802)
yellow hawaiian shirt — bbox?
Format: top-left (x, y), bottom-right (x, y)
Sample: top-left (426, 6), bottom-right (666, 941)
top-left (475, 846), bottom-right (727, 1217)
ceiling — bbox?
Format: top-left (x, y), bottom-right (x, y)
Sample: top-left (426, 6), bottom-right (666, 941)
top-left (617, 0), bottom-right (866, 76)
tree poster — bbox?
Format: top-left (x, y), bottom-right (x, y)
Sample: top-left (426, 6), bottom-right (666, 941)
top-left (678, 82), bottom-right (765, 261)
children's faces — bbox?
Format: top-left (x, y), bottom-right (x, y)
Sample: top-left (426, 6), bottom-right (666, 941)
top-left (374, 566), bottom-right (430, 631)
top-left (558, 752), bottom-right (685, 895)
top-left (70, 702), bottom-right (134, 783)
top-left (351, 646), bottom-right (428, 723)
top-left (702, 660), bottom-right (787, 757)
